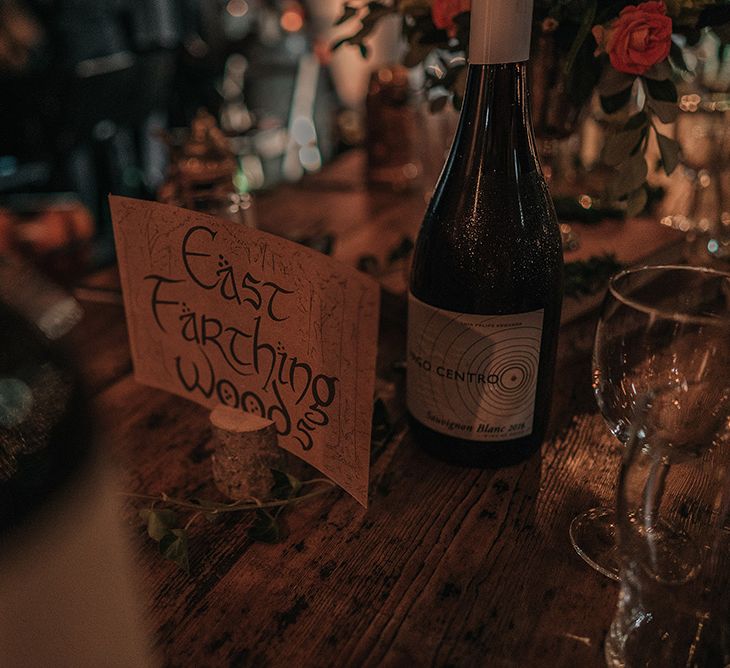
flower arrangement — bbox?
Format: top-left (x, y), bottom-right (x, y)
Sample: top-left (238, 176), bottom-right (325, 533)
top-left (334, 1), bottom-right (730, 215)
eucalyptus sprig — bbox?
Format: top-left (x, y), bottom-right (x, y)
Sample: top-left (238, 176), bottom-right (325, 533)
top-left (127, 472), bottom-right (336, 573)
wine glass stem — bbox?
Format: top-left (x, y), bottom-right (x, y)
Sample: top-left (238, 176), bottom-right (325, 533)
top-left (642, 459), bottom-right (670, 530)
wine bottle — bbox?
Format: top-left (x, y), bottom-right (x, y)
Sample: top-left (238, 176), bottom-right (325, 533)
top-left (407, 0), bottom-right (563, 467)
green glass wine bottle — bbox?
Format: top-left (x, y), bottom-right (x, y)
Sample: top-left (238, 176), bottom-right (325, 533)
top-left (407, 0), bottom-right (564, 467)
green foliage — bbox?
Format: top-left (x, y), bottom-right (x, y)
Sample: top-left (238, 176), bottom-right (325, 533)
top-left (331, 0), bottom-right (730, 212)
top-left (602, 122), bottom-right (646, 167)
top-left (159, 530), bottom-right (190, 574)
top-left (647, 97), bottom-right (680, 124)
top-left (643, 77), bottom-right (678, 103)
top-left (132, 474), bottom-right (335, 574)
top-left (600, 86), bottom-right (634, 115)
top-left (270, 469), bottom-right (303, 500)
top-left (626, 187), bottom-right (649, 218)
top-left (564, 255), bottom-right (623, 298)
top-left (139, 509), bottom-right (190, 573)
top-left (128, 400), bottom-right (402, 573)
top-left (602, 75), bottom-right (684, 203)
top-left (140, 508), bottom-right (178, 541)
top-left (656, 132), bottom-right (681, 175)
top-left (248, 510), bottom-right (283, 543)
top-left (609, 151), bottom-right (648, 200)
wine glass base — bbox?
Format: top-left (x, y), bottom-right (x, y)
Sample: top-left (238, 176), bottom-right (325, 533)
top-left (569, 507), bottom-right (621, 582)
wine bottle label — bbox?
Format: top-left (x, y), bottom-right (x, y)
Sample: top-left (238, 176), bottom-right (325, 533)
top-left (407, 293), bottom-right (543, 442)
top-left (469, 0), bottom-right (533, 64)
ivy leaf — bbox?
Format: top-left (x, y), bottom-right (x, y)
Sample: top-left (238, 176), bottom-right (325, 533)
top-left (270, 469), bottom-right (302, 500)
top-left (159, 529), bottom-right (190, 574)
top-left (600, 86), bottom-right (633, 114)
top-left (602, 125), bottom-right (645, 167)
top-left (608, 152), bottom-right (648, 199)
top-left (140, 508), bottom-right (179, 542)
top-left (655, 132), bottom-right (681, 175)
top-left (249, 510), bottom-right (282, 543)
top-left (625, 187), bottom-right (648, 218)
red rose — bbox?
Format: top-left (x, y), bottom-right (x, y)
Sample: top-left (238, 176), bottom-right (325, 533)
top-left (592, 1), bottom-right (672, 76)
top-left (431, 0), bottom-right (470, 37)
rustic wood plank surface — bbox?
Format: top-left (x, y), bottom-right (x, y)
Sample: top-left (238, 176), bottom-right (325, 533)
top-left (72, 150), bottom-right (688, 668)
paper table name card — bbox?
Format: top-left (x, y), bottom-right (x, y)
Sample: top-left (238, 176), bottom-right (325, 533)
top-left (109, 196), bottom-right (379, 506)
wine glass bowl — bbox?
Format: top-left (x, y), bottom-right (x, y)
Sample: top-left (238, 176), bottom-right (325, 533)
top-left (571, 265), bottom-right (730, 580)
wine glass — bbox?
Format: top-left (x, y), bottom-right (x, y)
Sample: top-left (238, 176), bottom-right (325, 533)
top-left (605, 391), bottom-right (730, 667)
top-left (668, 92), bottom-right (730, 259)
top-left (569, 265), bottom-right (730, 580)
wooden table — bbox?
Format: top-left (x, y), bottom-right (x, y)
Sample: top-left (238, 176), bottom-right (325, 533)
top-left (71, 151), bottom-right (686, 667)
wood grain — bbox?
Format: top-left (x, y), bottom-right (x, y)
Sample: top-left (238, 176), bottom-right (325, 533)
top-left (91, 306), bottom-right (621, 668)
top-left (72, 150), bottom-right (689, 667)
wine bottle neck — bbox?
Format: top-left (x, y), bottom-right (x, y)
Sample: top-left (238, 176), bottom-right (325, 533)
top-left (450, 63), bottom-right (539, 178)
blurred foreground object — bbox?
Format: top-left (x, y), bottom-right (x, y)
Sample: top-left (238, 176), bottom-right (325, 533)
top-left (0, 257), bottom-right (154, 667)
top-left (0, 0), bottom-right (43, 73)
top-left (0, 194), bottom-right (94, 284)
